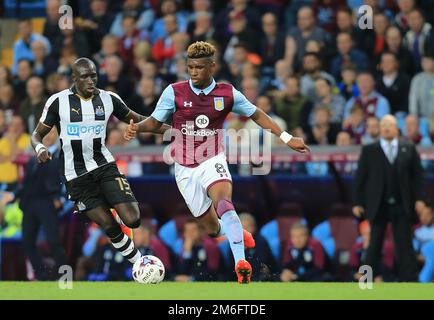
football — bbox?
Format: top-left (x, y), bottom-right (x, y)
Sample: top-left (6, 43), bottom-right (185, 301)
top-left (132, 255), bottom-right (165, 284)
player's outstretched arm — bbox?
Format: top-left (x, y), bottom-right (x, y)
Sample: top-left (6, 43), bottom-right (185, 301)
top-left (124, 117), bottom-right (168, 141)
top-left (31, 122), bottom-right (52, 163)
top-left (250, 108), bottom-right (310, 153)
top-left (122, 111), bottom-right (171, 135)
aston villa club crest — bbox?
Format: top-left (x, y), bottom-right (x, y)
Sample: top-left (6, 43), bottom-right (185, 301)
top-left (214, 97), bottom-right (224, 111)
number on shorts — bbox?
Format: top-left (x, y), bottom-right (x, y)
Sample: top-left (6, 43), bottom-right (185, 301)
top-left (115, 177), bottom-right (133, 196)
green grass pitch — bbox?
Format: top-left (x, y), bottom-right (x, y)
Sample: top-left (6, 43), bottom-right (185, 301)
top-left (0, 282), bottom-right (433, 300)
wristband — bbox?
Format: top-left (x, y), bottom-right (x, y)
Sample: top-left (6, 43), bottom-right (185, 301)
top-left (35, 143), bottom-right (46, 155)
top-left (280, 131), bottom-right (293, 144)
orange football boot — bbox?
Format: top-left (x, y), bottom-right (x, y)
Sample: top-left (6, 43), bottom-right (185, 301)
top-left (235, 259), bottom-right (252, 284)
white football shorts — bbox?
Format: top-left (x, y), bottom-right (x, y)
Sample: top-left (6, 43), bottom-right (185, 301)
top-left (174, 152), bottom-right (232, 217)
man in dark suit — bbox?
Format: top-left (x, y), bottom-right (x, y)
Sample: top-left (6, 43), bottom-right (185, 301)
top-left (18, 128), bottom-right (66, 280)
top-left (353, 115), bottom-right (423, 281)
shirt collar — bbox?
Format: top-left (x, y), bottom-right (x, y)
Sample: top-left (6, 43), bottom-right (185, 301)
top-left (380, 137), bottom-right (398, 149)
top-left (188, 78), bottom-right (216, 96)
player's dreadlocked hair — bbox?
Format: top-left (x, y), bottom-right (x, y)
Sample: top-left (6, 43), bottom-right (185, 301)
top-left (187, 41), bottom-right (216, 59)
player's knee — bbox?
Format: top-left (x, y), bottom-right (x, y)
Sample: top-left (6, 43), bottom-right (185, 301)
top-left (123, 217), bottom-right (141, 229)
top-left (215, 198), bottom-right (235, 218)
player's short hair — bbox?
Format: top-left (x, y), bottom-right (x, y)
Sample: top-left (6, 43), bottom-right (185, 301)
top-left (187, 41), bottom-right (216, 59)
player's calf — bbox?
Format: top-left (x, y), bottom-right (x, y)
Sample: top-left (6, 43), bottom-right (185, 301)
top-left (104, 223), bottom-right (141, 264)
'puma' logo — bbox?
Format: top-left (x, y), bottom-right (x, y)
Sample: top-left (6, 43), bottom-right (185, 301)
top-left (71, 107), bottom-right (80, 115)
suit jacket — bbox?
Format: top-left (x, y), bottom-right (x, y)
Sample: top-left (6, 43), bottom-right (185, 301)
top-left (353, 138), bottom-right (424, 220)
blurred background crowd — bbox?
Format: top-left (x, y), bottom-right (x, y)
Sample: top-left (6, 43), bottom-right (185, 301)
top-left (0, 0), bottom-right (434, 283)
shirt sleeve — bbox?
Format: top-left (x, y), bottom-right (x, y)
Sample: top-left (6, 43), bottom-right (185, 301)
top-left (151, 85), bottom-right (176, 122)
top-left (39, 95), bottom-right (60, 128)
top-left (109, 92), bottom-right (131, 120)
top-left (231, 86), bottom-right (257, 117)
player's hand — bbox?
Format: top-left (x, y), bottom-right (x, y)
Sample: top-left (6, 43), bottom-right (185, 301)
top-left (287, 137), bottom-right (310, 153)
top-left (36, 145), bottom-right (52, 163)
top-left (352, 206), bottom-right (364, 218)
top-left (124, 119), bottom-right (138, 141)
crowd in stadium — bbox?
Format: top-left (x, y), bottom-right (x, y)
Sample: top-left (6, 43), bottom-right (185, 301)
top-left (1, 0), bottom-right (434, 282)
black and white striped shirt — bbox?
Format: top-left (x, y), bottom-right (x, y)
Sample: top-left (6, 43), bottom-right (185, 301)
top-left (39, 86), bottom-right (130, 181)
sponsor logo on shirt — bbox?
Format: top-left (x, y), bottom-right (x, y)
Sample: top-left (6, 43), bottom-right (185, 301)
top-left (67, 124), bottom-right (105, 137)
top-left (195, 115), bottom-right (209, 128)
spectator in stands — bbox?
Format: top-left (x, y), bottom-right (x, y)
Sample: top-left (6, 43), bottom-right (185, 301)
top-left (51, 22), bottom-right (90, 59)
top-left (45, 73), bottom-right (70, 96)
top-left (404, 115), bottom-right (432, 146)
top-left (214, 0), bottom-right (262, 42)
top-left (119, 13), bottom-right (147, 66)
top-left (359, 12), bottom-right (390, 61)
top-left (394, 0), bottom-right (416, 32)
top-left (284, 6), bottom-right (329, 72)
top-left (353, 115), bottom-right (422, 281)
top-left (241, 77), bottom-right (260, 105)
top-left (263, 59), bottom-right (292, 95)
top-left (275, 76), bottom-right (313, 135)
top-left (403, 8), bottom-right (433, 72)
top-left (361, 116), bottom-right (381, 145)
top-left (312, 0), bottom-right (345, 34)
top-left (259, 12), bottom-right (285, 71)
top-left (93, 35), bottom-right (119, 74)
top-left (76, 0), bottom-right (115, 55)
top-left (98, 55), bottom-right (133, 99)
top-left (314, 77), bottom-right (345, 124)
top-left (12, 19), bottom-right (51, 75)
top-left (175, 219), bottom-right (221, 282)
top-left (344, 72), bottom-right (390, 121)
top-left (376, 51), bottom-right (410, 115)
top-left (384, 25), bottom-right (415, 77)
top-left (110, 0), bottom-right (156, 37)
top-left (222, 10), bottom-right (260, 65)
top-left (228, 43), bottom-right (250, 88)
top-left (350, 220), bottom-right (395, 282)
top-left (414, 205), bottom-right (434, 283)
top-left (31, 40), bottom-right (58, 79)
top-left (0, 115), bottom-right (30, 191)
top-left (19, 76), bottom-right (47, 134)
top-left (409, 51), bottom-right (434, 119)
top-left (344, 105), bottom-right (366, 145)
top-left (43, 0), bottom-right (62, 46)
top-left (152, 14), bottom-right (179, 67)
top-left (337, 63), bottom-right (359, 101)
top-left (336, 6), bottom-right (357, 38)
top-left (306, 105), bottom-right (340, 145)
top-left (164, 32), bottom-right (190, 77)
top-left (0, 64), bottom-right (13, 87)
top-left (0, 84), bottom-right (20, 115)
top-left (189, 11), bottom-right (215, 43)
top-left (280, 222), bottom-right (326, 282)
top-left (300, 52), bottom-right (335, 102)
top-left (13, 59), bottom-right (33, 102)
top-left (330, 31), bottom-right (369, 81)
top-left (187, 0), bottom-right (213, 27)
top-left (150, 0), bottom-right (188, 44)
top-left (243, 95), bottom-right (287, 147)
top-left (336, 131), bottom-right (353, 147)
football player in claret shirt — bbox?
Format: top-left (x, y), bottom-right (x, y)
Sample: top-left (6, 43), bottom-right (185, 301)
top-left (124, 41), bottom-right (310, 283)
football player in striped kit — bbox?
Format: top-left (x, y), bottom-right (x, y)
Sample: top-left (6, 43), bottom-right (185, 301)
top-left (31, 58), bottom-right (171, 266)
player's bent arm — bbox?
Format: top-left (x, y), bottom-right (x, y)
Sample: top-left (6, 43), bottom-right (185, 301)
top-left (31, 122), bottom-right (53, 163)
top-left (250, 108), bottom-right (310, 153)
top-left (135, 116), bottom-right (166, 133)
